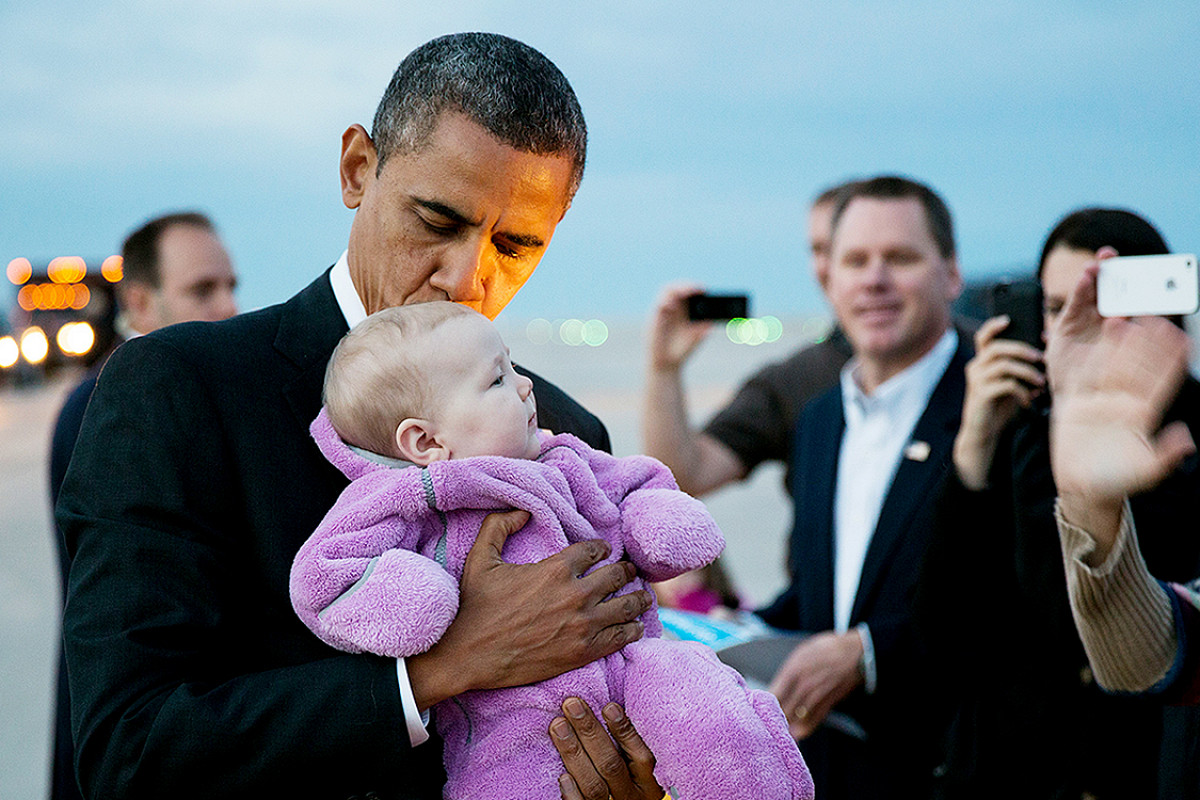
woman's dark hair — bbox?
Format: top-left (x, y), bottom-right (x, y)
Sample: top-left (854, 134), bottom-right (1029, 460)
top-left (1037, 207), bottom-right (1169, 280)
top-left (1039, 207), bottom-right (1180, 327)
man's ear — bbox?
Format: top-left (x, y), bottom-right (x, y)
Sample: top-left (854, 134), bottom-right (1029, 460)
top-left (946, 255), bottom-right (965, 301)
top-left (340, 124), bottom-right (377, 211)
top-left (395, 418), bottom-right (448, 465)
top-left (119, 282), bottom-right (158, 335)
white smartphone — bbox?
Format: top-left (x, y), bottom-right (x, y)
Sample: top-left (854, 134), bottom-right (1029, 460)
top-left (1097, 253), bottom-right (1199, 317)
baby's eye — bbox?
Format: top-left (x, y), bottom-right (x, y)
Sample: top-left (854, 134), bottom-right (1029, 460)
top-left (492, 374), bottom-right (505, 387)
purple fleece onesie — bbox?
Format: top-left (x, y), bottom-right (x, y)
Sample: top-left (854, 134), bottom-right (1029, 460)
top-left (291, 409), bottom-right (812, 800)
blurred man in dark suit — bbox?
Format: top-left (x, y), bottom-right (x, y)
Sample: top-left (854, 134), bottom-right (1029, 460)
top-left (47, 210), bottom-right (238, 800)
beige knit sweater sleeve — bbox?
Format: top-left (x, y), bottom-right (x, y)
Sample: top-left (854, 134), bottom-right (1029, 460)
top-left (1056, 499), bottom-right (1177, 692)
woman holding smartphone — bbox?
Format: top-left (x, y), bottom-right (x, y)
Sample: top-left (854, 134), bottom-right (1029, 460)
top-left (915, 208), bottom-right (1200, 800)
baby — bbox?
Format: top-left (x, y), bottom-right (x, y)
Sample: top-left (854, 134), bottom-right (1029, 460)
top-left (290, 302), bottom-right (812, 800)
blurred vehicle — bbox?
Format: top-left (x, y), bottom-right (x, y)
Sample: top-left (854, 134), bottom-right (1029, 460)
top-left (2, 255), bottom-right (121, 386)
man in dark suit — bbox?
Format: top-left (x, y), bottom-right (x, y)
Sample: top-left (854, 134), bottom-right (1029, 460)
top-left (47, 210), bottom-right (238, 800)
top-left (757, 176), bottom-right (968, 800)
top-left (57, 34), bottom-right (661, 800)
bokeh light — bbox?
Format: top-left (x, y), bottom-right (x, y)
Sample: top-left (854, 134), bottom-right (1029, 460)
top-left (525, 318), bottom-right (552, 345)
top-left (581, 319), bottom-right (608, 347)
top-left (7, 257), bottom-right (32, 285)
top-left (17, 285), bottom-right (38, 312)
top-left (20, 327), bottom-right (49, 365)
top-left (760, 315), bottom-right (784, 343)
top-left (58, 321), bottom-right (96, 356)
top-left (524, 317), bottom-right (609, 346)
top-left (559, 318), bottom-right (584, 347)
top-left (102, 255), bottom-right (124, 283)
top-left (48, 256), bottom-right (87, 284)
top-left (0, 336), bottom-right (18, 368)
top-left (802, 317), bottom-right (833, 341)
top-left (70, 284), bottom-right (91, 309)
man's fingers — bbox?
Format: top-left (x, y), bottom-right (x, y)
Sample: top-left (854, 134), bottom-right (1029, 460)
top-left (601, 703), bottom-right (661, 797)
top-left (467, 510), bottom-right (531, 567)
top-left (552, 715), bottom-right (610, 800)
top-left (591, 620), bottom-right (646, 661)
top-left (559, 538), bottom-right (615, 579)
top-left (555, 698), bottom-right (639, 800)
top-left (558, 773), bottom-right (585, 800)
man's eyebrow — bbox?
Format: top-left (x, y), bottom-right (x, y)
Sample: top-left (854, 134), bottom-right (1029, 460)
top-left (501, 231), bottom-right (546, 249)
top-left (414, 198), bottom-right (472, 226)
top-left (413, 197), bottom-right (545, 250)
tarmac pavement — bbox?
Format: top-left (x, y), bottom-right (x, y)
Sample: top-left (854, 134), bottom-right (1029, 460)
top-left (0, 376), bottom-right (70, 800)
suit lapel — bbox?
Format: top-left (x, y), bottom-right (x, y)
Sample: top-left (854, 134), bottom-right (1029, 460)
top-left (791, 388), bottom-right (845, 632)
top-left (276, 269), bottom-right (348, 430)
top-left (850, 340), bottom-right (969, 622)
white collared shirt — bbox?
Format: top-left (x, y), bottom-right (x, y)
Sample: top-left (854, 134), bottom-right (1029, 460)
top-left (329, 251), bottom-right (367, 329)
top-left (832, 329), bottom-right (958, 634)
top-left (328, 251), bottom-right (431, 747)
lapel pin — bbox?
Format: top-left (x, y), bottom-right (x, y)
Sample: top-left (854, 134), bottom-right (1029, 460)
top-left (904, 440), bottom-right (931, 462)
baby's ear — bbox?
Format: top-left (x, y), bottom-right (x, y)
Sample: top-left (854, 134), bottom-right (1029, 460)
top-left (395, 419), bottom-right (448, 465)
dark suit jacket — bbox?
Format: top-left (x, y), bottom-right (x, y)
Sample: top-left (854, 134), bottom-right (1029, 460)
top-left (917, 378), bottom-right (1200, 799)
top-left (56, 270), bottom-right (610, 800)
top-left (48, 350), bottom-right (120, 800)
top-left (758, 333), bottom-right (971, 800)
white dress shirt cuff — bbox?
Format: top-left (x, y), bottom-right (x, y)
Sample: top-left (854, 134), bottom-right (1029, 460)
top-left (396, 657), bottom-right (431, 747)
top-left (854, 622), bottom-right (878, 694)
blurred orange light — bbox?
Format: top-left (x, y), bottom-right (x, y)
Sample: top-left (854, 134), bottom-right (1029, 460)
top-left (17, 285), bottom-right (37, 311)
top-left (102, 255), bottom-right (124, 282)
top-left (7, 257), bottom-right (32, 285)
top-left (20, 326), bottom-right (49, 365)
top-left (71, 284), bottom-right (91, 309)
top-left (0, 336), bottom-right (18, 368)
top-left (49, 256), bottom-right (87, 284)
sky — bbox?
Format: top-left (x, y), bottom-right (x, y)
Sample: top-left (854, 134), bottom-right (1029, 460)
top-left (2, 1), bottom-right (1198, 321)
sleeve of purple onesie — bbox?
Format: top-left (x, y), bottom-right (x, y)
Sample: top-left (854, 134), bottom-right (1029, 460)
top-left (586, 444), bottom-right (726, 583)
top-left (289, 465), bottom-right (460, 659)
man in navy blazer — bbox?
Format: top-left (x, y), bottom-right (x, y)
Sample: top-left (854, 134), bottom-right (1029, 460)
top-left (57, 34), bottom-right (662, 800)
top-left (758, 176), bottom-right (969, 800)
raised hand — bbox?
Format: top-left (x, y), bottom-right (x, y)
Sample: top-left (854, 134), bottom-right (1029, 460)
top-left (647, 284), bottom-right (713, 372)
top-left (1047, 260), bottom-right (1196, 562)
top-left (952, 316), bottom-right (1045, 489)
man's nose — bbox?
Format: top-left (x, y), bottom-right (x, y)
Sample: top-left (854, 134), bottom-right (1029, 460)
top-left (430, 243), bottom-right (489, 303)
top-left (861, 257), bottom-right (890, 287)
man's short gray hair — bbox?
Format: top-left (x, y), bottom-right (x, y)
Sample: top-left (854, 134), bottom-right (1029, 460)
top-left (371, 33), bottom-right (587, 200)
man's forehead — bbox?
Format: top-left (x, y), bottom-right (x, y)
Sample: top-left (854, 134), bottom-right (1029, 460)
top-left (834, 197), bottom-right (936, 250)
top-left (158, 225), bottom-right (224, 263)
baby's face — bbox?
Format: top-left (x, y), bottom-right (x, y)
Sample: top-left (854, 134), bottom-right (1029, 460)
top-left (423, 312), bottom-right (541, 460)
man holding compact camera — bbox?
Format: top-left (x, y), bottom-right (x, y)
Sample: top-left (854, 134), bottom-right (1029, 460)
top-left (646, 175), bottom-right (972, 799)
top-left (643, 182), bottom-right (854, 500)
